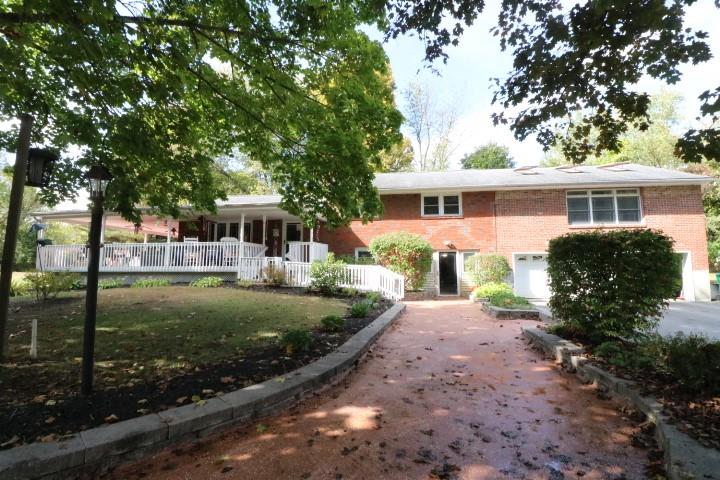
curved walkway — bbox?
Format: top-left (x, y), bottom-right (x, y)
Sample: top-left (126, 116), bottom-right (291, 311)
top-left (112, 300), bottom-right (648, 480)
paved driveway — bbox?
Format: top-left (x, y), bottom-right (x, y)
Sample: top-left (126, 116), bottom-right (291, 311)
top-left (112, 300), bottom-right (648, 480)
top-left (657, 302), bottom-right (720, 340)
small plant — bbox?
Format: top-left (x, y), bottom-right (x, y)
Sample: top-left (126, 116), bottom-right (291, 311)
top-left (280, 329), bottom-right (313, 355)
top-left (464, 254), bottom-right (511, 286)
top-left (488, 291), bottom-right (531, 309)
top-left (237, 279), bottom-right (255, 288)
top-left (24, 272), bottom-right (79, 302)
top-left (190, 276), bottom-right (224, 288)
top-left (365, 291), bottom-right (381, 306)
top-left (369, 232), bottom-right (432, 291)
top-left (341, 287), bottom-right (359, 297)
top-left (321, 314), bottom-right (345, 332)
top-left (98, 278), bottom-right (124, 290)
top-left (471, 282), bottom-right (512, 299)
top-left (132, 278), bottom-right (171, 288)
top-left (262, 264), bottom-right (286, 286)
top-left (309, 253), bottom-right (346, 294)
top-left (9, 278), bottom-right (31, 297)
top-left (350, 301), bottom-right (371, 317)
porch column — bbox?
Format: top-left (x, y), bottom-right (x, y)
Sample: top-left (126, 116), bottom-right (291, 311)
top-left (143, 233), bottom-right (148, 244)
top-left (166, 220), bottom-right (172, 243)
top-left (164, 219), bottom-right (171, 268)
top-left (309, 227), bottom-right (314, 244)
top-left (262, 215), bottom-right (267, 254)
top-left (240, 213), bottom-right (245, 242)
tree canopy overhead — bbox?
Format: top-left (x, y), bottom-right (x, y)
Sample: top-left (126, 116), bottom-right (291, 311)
top-left (0, 1), bottom-right (403, 227)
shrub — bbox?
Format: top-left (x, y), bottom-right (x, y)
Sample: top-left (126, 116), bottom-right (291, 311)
top-left (262, 264), bottom-right (286, 286)
top-left (464, 254), bottom-right (510, 286)
top-left (366, 291), bottom-right (381, 306)
top-left (337, 254), bottom-right (375, 265)
top-left (661, 333), bottom-right (720, 394)
top-left (471, 282), bottom-right (512, 299)
top-left (369, 232), bottom-right (432, 291)
top-left (24, 272), bottom-right (79, 302)
top-left (341, 287), bottom-right (359, 297)
top-left (309, 253), bottom-right (346, 294)
top-left (488, 291), bottom-right (531, 309)
top-left (132, 278), bottom-right (171, 288)
top-left (10, 279), bottom-right (31, 297)
top-left (237, 279), bottom-right (255, 288)
top-left (280, 329), bottom-right (313, 355)
top-left (709, 239), bottom-right (720, 272)
top-left (547, 229), bottom-right (680, 343)
top-left (98, 278), bottom-right (124, 290)
top-left (350, 301), bottom-right (371, 317)
top-left (321, 314), bottom-right (345, 332)
top-left (190, 276), bottom-right (224, 288)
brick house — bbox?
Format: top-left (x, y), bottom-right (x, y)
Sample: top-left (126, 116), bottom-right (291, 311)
top-left (37, 163), bottom-right (713, 301)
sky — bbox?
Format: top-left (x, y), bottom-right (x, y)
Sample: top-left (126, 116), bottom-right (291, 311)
top-left (380, 0), bottom-right (720, 169)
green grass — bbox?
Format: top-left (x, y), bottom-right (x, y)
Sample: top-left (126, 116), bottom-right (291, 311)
top-left (2, 287), bottom-right (346, 393)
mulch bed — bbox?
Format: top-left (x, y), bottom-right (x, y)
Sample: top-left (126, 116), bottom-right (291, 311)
top-left (0, 296), bottom-right (391, 450)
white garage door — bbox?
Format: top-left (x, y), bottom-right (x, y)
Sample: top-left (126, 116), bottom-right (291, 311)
top-left (514, 254), bottom-right (551, 299)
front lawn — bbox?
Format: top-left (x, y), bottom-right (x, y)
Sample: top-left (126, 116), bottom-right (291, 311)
top-left (0, 286), bottom-right (382, 447)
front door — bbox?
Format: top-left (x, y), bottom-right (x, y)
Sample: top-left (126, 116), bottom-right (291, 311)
top-left (266, 220), bottom-right (283, 257)
top-left (439, 251), bottom-right (458, 295)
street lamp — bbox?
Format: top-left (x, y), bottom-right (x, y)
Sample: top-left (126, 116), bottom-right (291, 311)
top-left (25, 148), bottom-right (58, 187)
top-left (81, 165), bottom-right (112, 395)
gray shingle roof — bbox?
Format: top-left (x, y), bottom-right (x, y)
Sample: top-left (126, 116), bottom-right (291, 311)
top-left (373, 163), bottom-right (712, 192)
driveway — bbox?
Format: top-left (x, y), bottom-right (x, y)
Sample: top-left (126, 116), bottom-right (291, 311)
top-left (111, 300), bottom-right (648, 480)
top-left (657, 302), bottom-right (720, 340)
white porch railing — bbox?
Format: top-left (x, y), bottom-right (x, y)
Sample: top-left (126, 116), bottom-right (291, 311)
top-left (36, 241), bottom-right (267, 273)
top-left (285, 242), bottom-right (328, 263)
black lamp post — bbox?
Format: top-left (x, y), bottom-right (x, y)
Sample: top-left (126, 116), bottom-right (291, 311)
top-left (80, 165), bottom-right (112, 396)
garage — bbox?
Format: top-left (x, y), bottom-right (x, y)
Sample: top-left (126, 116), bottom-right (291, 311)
top-left (513, 253), bottom-right (551, 299)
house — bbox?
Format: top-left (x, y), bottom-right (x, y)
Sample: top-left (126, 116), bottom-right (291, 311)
top-left (35, 163), bottom-right (713, 301)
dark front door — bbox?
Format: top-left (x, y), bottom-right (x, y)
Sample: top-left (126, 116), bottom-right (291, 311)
top-left (266, 219), bottom-right (283, 257)
top-left (439, 252), bottom-right (458, 295)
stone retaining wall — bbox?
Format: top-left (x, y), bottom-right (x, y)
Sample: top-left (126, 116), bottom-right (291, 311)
top-left (0, 303), bottom-right (406, 480)
top-left (522, 327), bottom-right (720, 480)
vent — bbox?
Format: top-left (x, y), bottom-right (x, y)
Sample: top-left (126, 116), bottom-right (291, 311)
top-left (555, 164), bottom-right (584, 173)
top-left (514, 165), bottom-right (539, 175)
top-left (597, 162), bottom-right (632, 171)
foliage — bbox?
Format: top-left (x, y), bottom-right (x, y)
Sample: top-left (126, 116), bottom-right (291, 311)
top-left (471, 282), bottom-right (513, 299)
top-left (131, 278), bottom-right (171, 288)
top-left (376, 137), bottom-right (415, 173)
top-left (402, 80), bottom-right (458, 171)
top-left (321, 315), bottom-right (345, 333)
top-left (350, 301), bottom-right (371, 318)
top-left (190, 276), bottom-right (224, 288)
top-left (709, 240), bottom-right (720, 273)
top-left (336, 254), bottom-right (375, 265)
top-left (365, 291), bottom-right (382, 306)
top-left (9, 278), bottom-right (31, 297)
top-left (488, 291), bottom-right (531, 310)
top-left (98, 278), bottom-right (124, 290)
top-left (237, 279), bottom-right (255, 288)
top-left (0, 1), bottom-right (404, 228)
top-left (341, 287), bottom-right (359, 297)
top-left (0, 167), bottom-right (43, 269)
top-left (464, 254), bottom-right (511, 286)
top-left (24, 272), bottom-right (79, 302)
top-left (262, 264), bottom-right (286, 286)
top-left (369, 232), bottom-right (432, 290)
top-left (280, 329), bottom-right (313, 355)
top-left (547, 230), bottom-right (681, 343)
top-left (309, 253), bottom-right (346, 295)
top-left (461, 143), bottom-right (514, 169)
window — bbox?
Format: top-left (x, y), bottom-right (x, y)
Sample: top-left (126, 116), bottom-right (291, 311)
top-left (566, 189), bottom-right (642, 225)
top-left (355, 247), bottom-right (372, 259)
top-left (461, 251), bottom-right (478, 272)
top-left (422, 194), bottom-right (462, 216)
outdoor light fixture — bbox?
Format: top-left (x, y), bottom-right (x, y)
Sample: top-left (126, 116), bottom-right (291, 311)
top-left (86, 165), bottom-right (112, 200)
top-left (25, 148), bottom-right (58, 187)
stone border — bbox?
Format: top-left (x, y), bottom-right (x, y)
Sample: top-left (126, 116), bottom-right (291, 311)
top-left (522, 326), bottom-right (720, 480)
top-left (480, 302), bottom-right (539, 320)
top-left (0, 303), bottom-right (406, 480)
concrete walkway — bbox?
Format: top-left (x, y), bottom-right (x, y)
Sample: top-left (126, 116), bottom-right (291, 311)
top-left (111, 300), bottom-right (648, 480)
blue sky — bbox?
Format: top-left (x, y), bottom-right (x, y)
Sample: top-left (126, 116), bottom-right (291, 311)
top-left (380, 0), bottom-right (720, 168)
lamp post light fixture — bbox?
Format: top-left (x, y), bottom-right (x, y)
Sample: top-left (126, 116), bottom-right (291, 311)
top-left (25, 148), bottom-right (58, 187)
top-left (80, 165), bottom-right (112, 396)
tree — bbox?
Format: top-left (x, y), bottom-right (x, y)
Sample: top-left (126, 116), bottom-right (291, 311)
top-left (376, 137), bottom-right (414, 172)
top-left (212, 155), bottom-right (273, 195)
top-left (0, 2), bottom-right (403, 229)
top-left (385, 1), bottom-right (719, 164)
top-left (461, 143), bottom-right (514, 169)
top-left (402, 81), bottom-right (458, 171)
top-left (0, 165), bottom-right (42, 269)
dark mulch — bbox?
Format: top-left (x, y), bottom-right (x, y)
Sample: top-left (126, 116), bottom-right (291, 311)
top-left (0, 296), bottom-right (391, 449)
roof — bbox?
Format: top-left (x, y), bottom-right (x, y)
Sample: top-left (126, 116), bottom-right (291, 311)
top-left (373, 163), bottom-right (713, 193)
top-left (216, 194), bottom-right (283, 207)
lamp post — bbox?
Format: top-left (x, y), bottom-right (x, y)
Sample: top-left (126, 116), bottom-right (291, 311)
top-left (80, 165), bottom-right (112, 396)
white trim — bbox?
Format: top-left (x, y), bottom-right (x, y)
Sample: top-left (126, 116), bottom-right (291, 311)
top-left (677, 250), bottom-right (695, 301)
top-left (421, 192), bottom-right (463, 217)
top-left (511, 251), bottom-right (550, 299)
top-left (354, 247), bottom-right (372, 259)
top-left (566, 188), bottom-right (643, 226)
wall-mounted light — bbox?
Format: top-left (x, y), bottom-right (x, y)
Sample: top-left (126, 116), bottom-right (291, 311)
top-left (25, 148), bottom-right (58, 187)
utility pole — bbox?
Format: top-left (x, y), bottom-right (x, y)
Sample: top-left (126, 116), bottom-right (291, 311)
top-left (0, 114), bottom-right (33, 360)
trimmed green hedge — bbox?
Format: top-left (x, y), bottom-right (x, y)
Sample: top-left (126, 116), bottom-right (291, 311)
top-left (369, 232), bottom-right (432, 290)
top-left (464, 254), bottom-right (510, 286)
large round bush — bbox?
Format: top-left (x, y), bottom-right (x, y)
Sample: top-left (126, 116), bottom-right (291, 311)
top-left (464, 254), bottom-right (510, 286)
top-left (547, 229), bottom-right (681, 343)
top-left (369, 232), bottom-right (432, 290)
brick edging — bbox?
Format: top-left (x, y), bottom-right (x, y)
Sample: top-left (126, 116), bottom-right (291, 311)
top-left (0, 303), bottom-right (406, 480)
top-left (522, 326), bottom-right (720, 480)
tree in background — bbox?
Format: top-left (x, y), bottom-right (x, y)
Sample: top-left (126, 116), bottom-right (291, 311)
top-left (376, 137), bottom-right (414, 172)
top-left (402, 81), bottom-right (458, 171)
top-left (461, 143), bottom-right (515, 169)
top-left (213, 154), bottom-right (274, 196)
top-left (0, 166), bottom-right (42, 269)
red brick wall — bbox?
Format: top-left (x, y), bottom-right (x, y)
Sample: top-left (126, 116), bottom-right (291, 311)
top-left (321, 185), bottom-right (708, 271)
top-left (494, 186), bottom-right (709, 270)
top-left (320, 192), bottom-right (496, 254)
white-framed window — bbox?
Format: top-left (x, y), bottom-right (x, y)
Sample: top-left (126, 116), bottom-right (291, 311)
top-left (355, 247), bottom-right (372, 260)
top-left (422, 193), bottom-right (462, 216)
top-left (566, 189), bottom-right (642, 225)
top-left (461, 251), bottom-right (479, 272)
